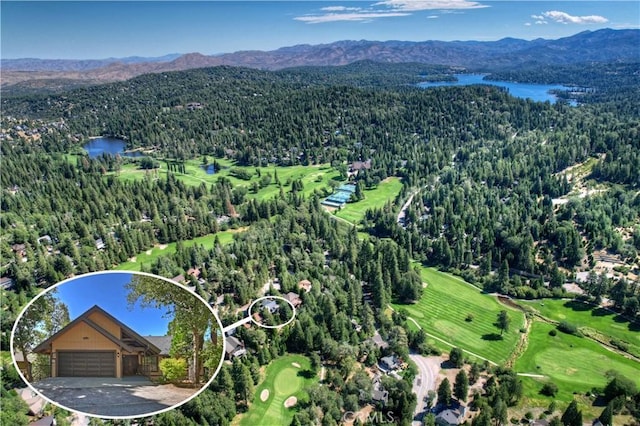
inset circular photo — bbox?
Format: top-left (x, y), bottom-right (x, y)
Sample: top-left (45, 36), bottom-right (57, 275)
top-left (10, 271), bottom-right (224, 419)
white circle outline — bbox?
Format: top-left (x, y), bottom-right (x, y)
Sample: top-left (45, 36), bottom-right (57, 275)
top-left (9, 270), bottom-right (226, 420)
top-left (247, 295), bottom-right (297, 329)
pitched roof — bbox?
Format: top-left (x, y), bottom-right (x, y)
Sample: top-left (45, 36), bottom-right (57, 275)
top-left (436, 410), bottom-right (461, 425)
top-left (143, 335), bottom-right (172, 356)
top-left (32, 305), bottom-right (161, 355)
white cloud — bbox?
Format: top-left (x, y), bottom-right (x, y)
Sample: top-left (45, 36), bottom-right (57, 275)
top-left (374, 0), bottom-right (487, 11)
top-left (531, 14), bottom-right (545, 20)
top-left (294, 0), bottom-right (486, 25)
top-left (535, 20), bottom-right (547, 25)
top-left (542, 10), bottom-right (608, 24)
top-left (294, 11), bottom-right (410, 24)
top-left (524, 22), bottom-right (531, 26)
top-left (427, 15), bottom-right (439, 19)
top-left (321, 6), bottom-right (361, 12)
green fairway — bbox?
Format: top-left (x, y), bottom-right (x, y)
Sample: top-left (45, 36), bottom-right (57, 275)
top-left (335, 177), bottom-right (403, 224)
top-left (115, 229), bottom-right (238, 271)
top-left (392, 267), bottom-right (524, 364)
top-left (521, 298), bottom-right (640, 358)
top-left (111, 159), bottom-right (340, 201)
top-left (239, 354), bottom-right (317, 426)
top-left (515, 320), bottom-right (640, 403)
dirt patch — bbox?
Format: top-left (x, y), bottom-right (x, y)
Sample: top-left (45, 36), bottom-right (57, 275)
top-left (129, 257), bottom-right (137, 262)
top-left (158, 244), bottom-right (168, 250)
top-left (291, 362), bottom-right (301, 368)
top-left (260, 389), bottom-right (269, 402)
top-left (284, 396), bottom-right (297, 408)
top-left (146, 249), bottom-right (153, 255)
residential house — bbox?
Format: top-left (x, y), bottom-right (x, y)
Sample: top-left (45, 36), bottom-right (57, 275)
top-left (261, 299), bottom-right (279, 314)
top-left (378, 355), bottom-right (401, 373)
top-left (32, 305), bottom-right (168, 379)
top-left (298, 279), bottom-right (312, 293)
top-left (95, 238), bottom-right (105, 250)
top-left (284, 292), bottom-right (302, 308)
top-left (371, 374), bottom-right (389, 404)
top-left (0, 276), bottom-right (15, 290)
top-left (16, 388), bottom-right (46, 416)
top-left (369, 331), bottom-right (389, 349)
top-left (225, 335), bottom-right (246, 359)
top-left (172, 274), bottom-right (186, 284)
top-left (186, 267), bottom-right (201, 279)
top-left (435, 403), bottom-right (467, 426)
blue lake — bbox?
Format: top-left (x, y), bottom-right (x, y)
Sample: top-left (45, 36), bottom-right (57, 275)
top-left (418, 74), bottom-right (575, 104)
top-left (83, 137), bottom-right (141, 158)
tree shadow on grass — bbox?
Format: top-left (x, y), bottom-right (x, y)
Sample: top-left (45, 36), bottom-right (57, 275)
top-left (628, 321), bottom-right (640, 332)
top-left (591, 307), bottom-right (613, 317)
top-left (563, 300), bottom-right (592, 312)
top-left (482, 333), bottom-right (503, 341)
top-left (297, 369), bottom-right (315, 380)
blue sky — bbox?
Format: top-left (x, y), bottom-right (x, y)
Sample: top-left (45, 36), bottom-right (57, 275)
top-left (51, 272), bottom-right (175, 336)
top-left (1, 1), bottom-right (638, 59)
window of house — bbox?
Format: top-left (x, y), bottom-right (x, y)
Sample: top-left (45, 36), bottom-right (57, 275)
top-left (144, 355), bottom-right (158, 372)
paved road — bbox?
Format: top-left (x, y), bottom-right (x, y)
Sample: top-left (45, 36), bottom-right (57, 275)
top-left (410, 354), bottom-right (441, 426)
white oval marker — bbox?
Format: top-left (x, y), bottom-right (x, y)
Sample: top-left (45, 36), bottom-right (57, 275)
top-left (222, 295), bottom-right (297, 333)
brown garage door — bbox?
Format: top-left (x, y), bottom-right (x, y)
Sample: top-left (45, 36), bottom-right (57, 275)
top-left (58, 351), bottom-right (116, 377)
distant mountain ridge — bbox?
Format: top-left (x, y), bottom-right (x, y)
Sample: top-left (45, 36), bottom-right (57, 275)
top-left (0, 53), bottom-right (183, 71)
top-left (2, 29), bottom-right (638, 91)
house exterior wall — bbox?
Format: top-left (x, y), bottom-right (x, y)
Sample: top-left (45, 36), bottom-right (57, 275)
top-left (87, 311), bottom-right (121, 338)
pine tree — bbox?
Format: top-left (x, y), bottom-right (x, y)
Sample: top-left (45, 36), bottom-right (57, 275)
top-left (561, 400), bottom-right (582, 426)
top-left (438, 378), bottom-right (452, 406)
top-left (454, 370), bottom-right (469, 402)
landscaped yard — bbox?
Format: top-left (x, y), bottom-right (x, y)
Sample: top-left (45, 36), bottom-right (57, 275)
top-left (392, 267), bottom-right (524, 364)
top-left (515, 320), bottom-right (640, 405)
top-left (238, 354), bottom-right (317, 426)
top-left (335, 177), bottom-right (403, 224)
top-left (521, 298), bottom-right (640, 358)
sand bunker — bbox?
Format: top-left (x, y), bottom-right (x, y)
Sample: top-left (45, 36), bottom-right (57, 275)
top-left (260, 389), bottom-right (269, 402)
top-left (292, 362), bottom-right (301, 368)
top-left (284, 396), bottom-right (297, 408)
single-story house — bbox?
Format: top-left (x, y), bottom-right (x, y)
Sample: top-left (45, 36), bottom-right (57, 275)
top-left (225, 335), bottom-right (246, 359)
top-left (32, 305), bottom-right (169, 379)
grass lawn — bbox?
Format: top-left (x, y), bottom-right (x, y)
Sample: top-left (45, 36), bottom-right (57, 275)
top-left (114, 229), bottom-right (238, 271)
top-left (392, 267), bottom-right (524, 364)
top-left (335, 177), bottom-right (403, 224)
top-left (112, 159), bottom-right (340, 201)
top-left (238, 354), bottom-right (317, 426)
top-left (521, 298), bottom-right (640, 358)
top-left (515, 320), bottom-right (640, 405)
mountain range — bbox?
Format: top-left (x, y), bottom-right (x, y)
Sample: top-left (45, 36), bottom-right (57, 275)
top-left (2, 28), bottom-right (638, 92)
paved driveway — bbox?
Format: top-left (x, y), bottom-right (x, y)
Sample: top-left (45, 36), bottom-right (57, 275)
top-left (33, 377), bottom-right (199, 417)
top-left (410, 354), bottom-right (442, 426)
